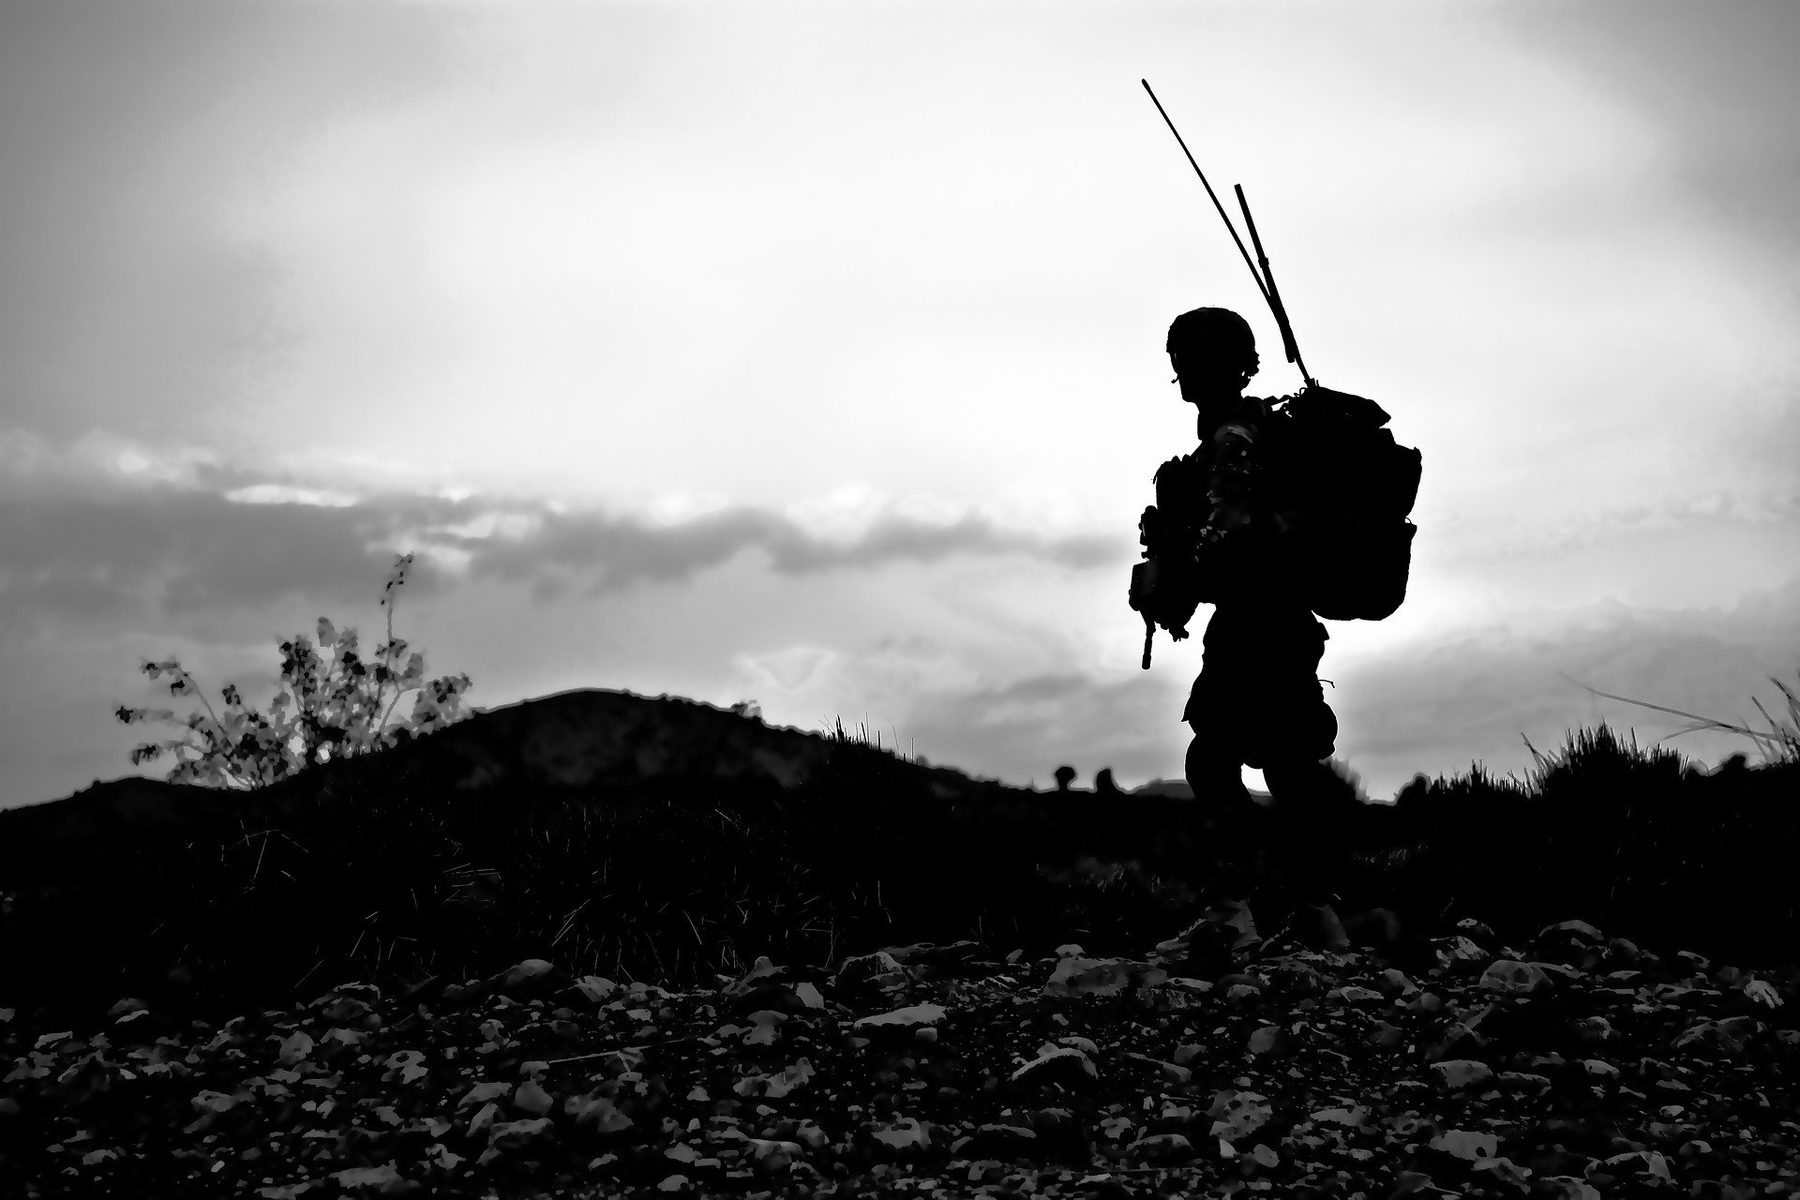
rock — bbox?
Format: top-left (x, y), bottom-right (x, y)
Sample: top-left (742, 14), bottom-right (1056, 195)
top-left (720, 956), bottom-right (786, 997)
top-left (1673, 1016), bottom-right (1761, 1058)
top-left (1207, 1090), bottom-right (1273, 1143)
top-left (882, 940), bottom-right (986, 974)
top-left (1124, 1052), bottom-right (1194, 1084)
top-left (1537, 920), bottom-right (1607, 964)
top-left (1247, 1025), bottom-right (1289, 1055)
top-left (1479, 959), bottom-right (1556, 997)
top-left (954, 1123), bottom-right (1038, 1157)
top-left (496, 959), bottom-right (560, 997)
top-left (485, 1116), bottom-right (554, 1155)
top-left (1431, 935), bottom-right (1490, 974)
top-left (1042, 956), bottom-right (1166, 998)
top-left (1334, 985), bottom-right (1383, 1004)
top-left (1267, 960), bottom-right (1324, 998)
top-left (1571, 1015), bottom-right (1614, 1044)
top-left (724, 981), bottom-right (814, 1017)
top-left (1011, 1046), bottom-right (1099, 1089)
top-left (1605, 937), bottom-right (1644, 968)
top-left (871, 1117), bottom-right (931, 1154)
top-left (1290, 903), bottom-right (1350, 951)
top-left (731, 1057), bottom-right (815, 1099)
top-left (852, 1002), bottom-right (944, 1036)
top-left (1429, 1129), bottom-right (1499, 1162)
top-left (1499, 1072), bottom-right (1551, 1095)
top-left (573, 976), bottom-right (620, 1003)
top-left (1431, 1060), bottom-right (1495, 1090)
top-left (1456, 918), bottom-right (1499, 948)
top-left (1377, 968), bottom-right (1419, 998)
top-left (564, 1094), bottom-right (633, 1135)
top-left (1580, 1059), bottom-right (1620, 1080)
top-left (744, 1138), bottom-right (804, 1172)
top-left (1590, 1149), bottom-right (1673, 1182)
top-left (833, 951), bottom-right (906, 992)
top-left (1123, 1132), bottom-right (1194, 1164)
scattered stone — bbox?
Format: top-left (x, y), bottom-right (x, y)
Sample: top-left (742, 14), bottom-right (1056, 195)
top-left (1011, 1046), bottom-right (1099, 1089)
top-left (1478, 959), bottom-right (1555, 996)
top-left (1431, 1059), bottom-right (1495, 1090)
top-left (851, 1002), bottom-right (944, 1034)
top-left (1431, 935), bottom-right (1490, 974)
top-left (1042, 956), bottom-right (1166, 998)
top-left (954, 1123), bottom-right (1038, 1157)
top-left (1376, 968), bottom-right (1418, 997)
top-left (833, 951), bottom-right (905, 992)
top-left (1673, 1016), bottom-right (1761, 1057)
top-left (1123, 1132), bottom-right (1194, 1164)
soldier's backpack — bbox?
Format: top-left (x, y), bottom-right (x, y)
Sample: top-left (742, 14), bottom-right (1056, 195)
top-left (1132, 384), bottom-right (1421, 631)
top-left (1263, 384), bottom-right (1422, 621)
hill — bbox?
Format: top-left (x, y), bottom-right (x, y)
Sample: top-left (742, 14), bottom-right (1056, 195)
top-left (4, 688), bottom-right (1800, 1195)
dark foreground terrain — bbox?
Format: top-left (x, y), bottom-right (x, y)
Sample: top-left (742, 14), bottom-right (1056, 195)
top-left (4, 911), bottom-right (1796, 1198)
top-left (2, 690), bottom-right (1797, 1196)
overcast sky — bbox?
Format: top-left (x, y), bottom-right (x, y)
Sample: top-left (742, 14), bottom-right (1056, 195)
top-left (3, 0), bottom-right (1796, 810)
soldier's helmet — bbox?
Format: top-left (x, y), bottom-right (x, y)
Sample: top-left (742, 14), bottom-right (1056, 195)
top-left (1166, 307), bottom-right (1259, 381)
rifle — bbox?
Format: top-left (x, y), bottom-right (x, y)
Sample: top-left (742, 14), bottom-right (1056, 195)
top-left (1128, 454), bottom-right (1214, 669)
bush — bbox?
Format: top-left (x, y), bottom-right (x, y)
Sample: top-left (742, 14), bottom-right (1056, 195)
top-left (114, 552), bottom-right (474, 789)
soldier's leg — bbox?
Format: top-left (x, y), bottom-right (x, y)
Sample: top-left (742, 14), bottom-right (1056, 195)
top-left (1252, 610), bottom-right (1351, 901)
top-left (1182, 607), bottom-right (1264, 893)
top-left (1185, 730), bottom-right (1251, 807)
top-left (1183, 606), bottom-right (1254, 808)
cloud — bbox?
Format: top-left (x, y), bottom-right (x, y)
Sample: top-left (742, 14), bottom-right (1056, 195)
top-left (0, 2), bottom-right (464, 445)
top-left (1500, 0), bottom-right (1800, 263)
top-left (1338, 576), bottom-right (1800, 796)
top-left (0, 434), bottom-right (1124, 633)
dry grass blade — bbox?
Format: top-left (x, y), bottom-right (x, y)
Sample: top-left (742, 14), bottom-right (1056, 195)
top-left (1558, 669), bottom-right (1800, 762)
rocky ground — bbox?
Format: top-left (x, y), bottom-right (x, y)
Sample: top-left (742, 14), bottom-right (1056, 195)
top-left (5, 909), bottom-right (1798, 1199)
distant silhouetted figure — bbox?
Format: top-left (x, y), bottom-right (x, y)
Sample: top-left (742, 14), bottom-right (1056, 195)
top-left (1093, 768), bottom-right (1122, 799)
top-left (1153, 308), bottom-right (1345, 813)
top-left (1053, 765), bottom-right (1077, 792)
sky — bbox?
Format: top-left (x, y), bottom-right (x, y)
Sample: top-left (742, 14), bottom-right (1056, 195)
top-left (2, 0), bottom-right (1796, 810)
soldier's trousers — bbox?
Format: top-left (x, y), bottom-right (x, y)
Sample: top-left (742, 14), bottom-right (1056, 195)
top-left (1182, 602), bottom-right (1338, 804)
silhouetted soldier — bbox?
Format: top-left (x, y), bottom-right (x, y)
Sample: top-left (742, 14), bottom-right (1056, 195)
top-left (1163, 307), bottom-right (1349, 817)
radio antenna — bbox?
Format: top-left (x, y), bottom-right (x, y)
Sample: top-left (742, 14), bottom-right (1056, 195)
top-left (1141, 78), bottom-right (1313, 386)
